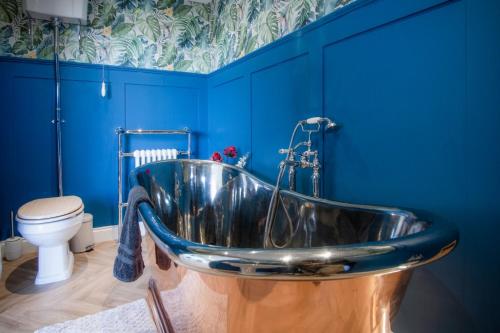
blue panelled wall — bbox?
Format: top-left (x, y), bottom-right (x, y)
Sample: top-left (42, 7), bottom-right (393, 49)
top-left (0, 58), bottom-right (207, 236)
top-left (1, 0), bottom-right (499, 331)
top-left (206, 0), bottom-right (499, 332)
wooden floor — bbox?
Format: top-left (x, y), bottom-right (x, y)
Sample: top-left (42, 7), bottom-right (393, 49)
top-left (0, 236), bottom-right (159, 332)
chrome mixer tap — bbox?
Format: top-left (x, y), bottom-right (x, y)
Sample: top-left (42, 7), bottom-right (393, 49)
top-left (264, 116), bottom-right (337, 248)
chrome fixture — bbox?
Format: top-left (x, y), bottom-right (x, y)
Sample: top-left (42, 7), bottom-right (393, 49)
top-left (100, 64), bottom-right (107, 98)
top-left (28, 18), bottom-right (34, 49)
top-left (53, 17), bottom-right (64, 197)
top-left (115, 127), bottom-right (192, 240)
top-left (236, 152), bottom-right (251, 168)
top-left (264, 116), bottom-right (337, 248)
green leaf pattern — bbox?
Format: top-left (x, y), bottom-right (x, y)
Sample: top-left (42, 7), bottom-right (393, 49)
top-left (0, 0), bottom-right (355, 73)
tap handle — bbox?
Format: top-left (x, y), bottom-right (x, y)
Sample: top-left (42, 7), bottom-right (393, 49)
top-left (278, 148), bottom-right (289, 154)
top-left (312, 158), bottom-right (321, 170)
top-left (305, 117), bottom-right (322, 124)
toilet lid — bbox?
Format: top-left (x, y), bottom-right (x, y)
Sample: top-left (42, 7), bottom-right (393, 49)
top-left (17, 196), bottom-right (84, 222)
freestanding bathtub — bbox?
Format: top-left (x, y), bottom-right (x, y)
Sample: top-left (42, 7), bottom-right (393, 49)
top-left (130, 160), bottom-right (458, 333)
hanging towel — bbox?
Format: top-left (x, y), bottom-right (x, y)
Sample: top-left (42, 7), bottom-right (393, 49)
top-left (113, 186), bottom-right (151, 282)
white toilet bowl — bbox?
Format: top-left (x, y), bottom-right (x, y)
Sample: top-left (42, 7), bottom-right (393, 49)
top-left (16, 196), bottom-right (84, 285)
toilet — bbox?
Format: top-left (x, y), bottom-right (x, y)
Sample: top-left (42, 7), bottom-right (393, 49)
top-left (16, 196), bottom-right (84, 285)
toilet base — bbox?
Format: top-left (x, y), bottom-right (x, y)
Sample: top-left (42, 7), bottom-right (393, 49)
top-left (35, 243), bottom-right (74, 285)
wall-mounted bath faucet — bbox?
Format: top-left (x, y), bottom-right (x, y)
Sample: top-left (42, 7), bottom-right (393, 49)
top-left (277, 116), bottom-right (336, 198)
top-left (264, 116), bottom-right (337, 248)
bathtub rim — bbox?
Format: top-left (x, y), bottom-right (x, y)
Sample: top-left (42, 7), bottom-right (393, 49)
top-left (130, 159), bottom-right (459, 280)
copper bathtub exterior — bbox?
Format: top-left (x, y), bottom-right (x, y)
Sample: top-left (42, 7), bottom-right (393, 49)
top-left (148, 250), bottom-right (413, 333)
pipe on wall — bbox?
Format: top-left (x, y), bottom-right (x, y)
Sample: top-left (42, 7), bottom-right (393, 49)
top-left (53, 18), bottom-right (63, 197)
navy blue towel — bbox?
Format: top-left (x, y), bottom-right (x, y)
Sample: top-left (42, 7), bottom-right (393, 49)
top-left (113, 186), bottom-right (151, 282)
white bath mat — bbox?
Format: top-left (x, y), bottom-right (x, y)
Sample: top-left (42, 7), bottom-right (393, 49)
top-left (34, 298), bottom-right (156, 333)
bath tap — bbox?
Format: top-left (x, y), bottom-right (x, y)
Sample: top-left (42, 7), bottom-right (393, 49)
top-left (264, 116), bottom-right (337, 248)
top-left (277, 117), bottom-right (335, 197)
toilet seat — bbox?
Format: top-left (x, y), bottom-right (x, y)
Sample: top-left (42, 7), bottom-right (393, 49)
top-left (17, 196), bottom-right (84, 224)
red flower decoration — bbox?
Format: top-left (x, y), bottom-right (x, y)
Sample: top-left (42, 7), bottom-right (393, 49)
top-left (211, 152), bottom-right (222, 162)
top-left (223, 146), bottom-right (237, 158)
top-left (146, 169), bottom-right (151, 175)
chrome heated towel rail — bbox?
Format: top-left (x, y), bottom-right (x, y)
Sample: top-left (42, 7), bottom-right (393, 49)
top-left (115, 127), bottom-right (192, 239)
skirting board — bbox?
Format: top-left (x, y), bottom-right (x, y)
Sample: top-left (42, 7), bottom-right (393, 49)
top-left (0, 221), bottom-right (146, 259)
top-left (93, 221), bottom-right (146, 243)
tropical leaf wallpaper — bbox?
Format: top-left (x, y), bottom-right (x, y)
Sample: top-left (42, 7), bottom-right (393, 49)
top-left (0, 0), bottom-right (355, 73)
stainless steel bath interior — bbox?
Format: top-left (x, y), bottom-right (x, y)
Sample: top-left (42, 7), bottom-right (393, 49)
top-left (131, 159), bottom-right (458, 280)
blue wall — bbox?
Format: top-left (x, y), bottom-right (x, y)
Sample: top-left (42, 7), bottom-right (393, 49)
top-left (207, 0), bottom-right (499, 331)
top-left (0, 0), bottom-right (498, 330)
top-left (0, 58), bottom-right (207, 238)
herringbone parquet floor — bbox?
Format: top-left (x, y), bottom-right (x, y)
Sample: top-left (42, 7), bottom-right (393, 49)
top-left (0, 236), bottom-right (158, 333)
